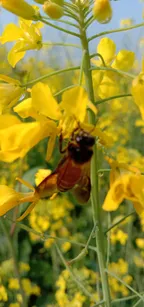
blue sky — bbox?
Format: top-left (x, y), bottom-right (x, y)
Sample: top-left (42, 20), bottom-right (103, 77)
top-left (0, 0), bottom-right (144, 64)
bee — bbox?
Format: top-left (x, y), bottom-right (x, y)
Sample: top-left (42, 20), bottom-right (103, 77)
top-left (36, 127), bottom-right (95, 203)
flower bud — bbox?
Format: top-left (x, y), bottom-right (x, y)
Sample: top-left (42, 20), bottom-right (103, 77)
top-left (43, 1), bottom-right (64, 19)
top-left (1, 0), bottom-right (38, 20)
top-left (93, 0), bottom-right (112, 24)
top-left (51, 0), bottom-right (64, 6)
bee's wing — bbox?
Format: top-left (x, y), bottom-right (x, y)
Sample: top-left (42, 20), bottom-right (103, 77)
top-left (36, 155), bottom-right (69, 199)
top-left (71, 162), bottom-right (91, 204)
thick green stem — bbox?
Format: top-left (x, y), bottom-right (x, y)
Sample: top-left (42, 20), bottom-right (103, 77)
top-left (78, 4), bottom-right (111, 307)
top-left (1, 218), bottom-right (27, 307)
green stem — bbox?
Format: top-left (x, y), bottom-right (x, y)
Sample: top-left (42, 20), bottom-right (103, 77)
top-left (111, 292), bottom-right (144, 304)
top-left (55, 242), bottom-right (98, 303)
top-left (9, 220), bottom-right (97, 252)
top-left (105, 211), bottom-right (135, 234)
top-left (79, 50), bottom-right (86, 85)
top-left (90, 52), bottom-right (106, 66)
top-left (43, 42), bottom-right (81, 48)
top-left (78, 3), bottom-right (111, 307)
top-left (88, 22), bottom-right (144, 42)
top-left (0, 218), bottom-right (27, 307)
top-left (54, 84), bottom-right (79, 96)
top-left (95, 93), bottom-right (132, 105)
top-left (40, 18), bottom-right (81, 38)
top-left (22, 66), bottom-right (80, 87)
top-left (40, 16), bottom-right (78, 28)
top-left (91, 66), bottom-right (135, 79)
top-left (85, 15), bottom-right (94, 29)
top-left (106, 269), bottom-right (144, 301)
top-left (133, 298), bottom-right (144, 307)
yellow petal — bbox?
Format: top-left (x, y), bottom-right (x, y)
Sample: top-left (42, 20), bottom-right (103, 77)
top-left (35, 169), bottom-right (52, 186)
top-left (46, 129), bottom-right (57, 161)
top-left (0, 23), bottom-right (23, 44)
top-left (0, 120), bottom-right (57, 162)
top-left (0, 80), bottom-right (24, 113)
top-left (102, 176), bottom-right (125, 211)
top-left (0, 74), bottom-right (20, 85)
top-left (112, 50), bottom-right (135, 71)
top-left (133, 202), bottom-right (144, 215)
top-left (31, 82), bottom-right (61, 120)
top-left (1, 0), bottom-right (37, 20)
top-left (132, 72), bottom-right (144, 120)
top-left (0, 185), bottom-right (22, 216)
top-left (14, 98), bottom-right (38, 119)
top-left (8, 42), bottom-right (26, 67)
top-left (60, 86), bottom-right (89, 123)
top-left (97, 37), bottom-right (116, 64)
top-left (0, 114), bottom-right (21, 129)
top-left (98, 72), bottom-right (120, 99)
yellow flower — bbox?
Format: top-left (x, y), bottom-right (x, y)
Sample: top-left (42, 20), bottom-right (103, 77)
top-left (0, 184), bottom-right (38, 217)
top-left (19, 262), bottom-right (30, 273)
top-left (103, 172), bottom-right (144, 215)
top-left (136, 238), bottom-right (144, 249)
top-left (0, 114), bottom-right (57, 162)
top-left (0, 75), bottom-right (24, 114)
top-left (92, 38), bottom-right (135, 99)
top-left (93, 0), bottom-right (112, 24)
top-left (132, 72), bottom-right (144, 120)
top-left (9, 303), bottom-right (20, 307)
top-left (0, 285), bottom-right (8, 302)
top-left (0, 19), bottom-right (43, 67)
top-left (1, 0), bottom-right (37, 20)
top-left (61, 242), bottom-right (71, 253)
top-left (120, 18), bottom-right (133, 27)
top-left (8, 278), bottom-right (20, 290)
top-left (14, 83), bottom-right (97, 160)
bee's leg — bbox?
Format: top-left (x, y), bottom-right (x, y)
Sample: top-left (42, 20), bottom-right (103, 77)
top-left (59, 132), bottom-right (67, 153)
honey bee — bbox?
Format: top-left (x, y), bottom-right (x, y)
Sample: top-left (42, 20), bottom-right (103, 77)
top-left (36, 127), bottom-right (95, 203)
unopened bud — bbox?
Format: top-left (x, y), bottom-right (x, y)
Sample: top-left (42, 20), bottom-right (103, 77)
top-left (93, 0), bottom-right (112, 24)
top-left (43, 1), bottom-right (64, 19)
top-left (1, 0), bottom-right (38, 20)
top-left (51, 0), bottom-right (64, 6)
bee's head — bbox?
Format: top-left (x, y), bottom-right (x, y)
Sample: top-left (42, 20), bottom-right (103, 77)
top-left (75, 130), bottom-right (95, 147)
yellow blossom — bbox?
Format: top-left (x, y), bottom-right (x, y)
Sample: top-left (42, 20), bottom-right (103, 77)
top-left (0, 116), bottom-right (57, 162)
top-left (1, 0), bottom-right (37, 20)
top-left (0, 75), bottom-right (24, 114)
top-left (0, 285), bottom-right (8, 301)
top-left (112, 50), bottom-right (135, 71)
top-left (0, 184), bottom-right (38, 217)
top-left (19, 262), bottom-right (30, 273)
top-left (61, 242), bottom-right (71, 253)
top-left (103, 172), bottom-right (144, 215)
top-left (136, 238), bottom-right (144, 249)
top-left (0, 19), bottom-right (43, 67)
top-left (8, 278), bottom-right (20, 290)
top-left (92, 38), bottom-right (135, 99)
top-left (132, 72), bottom-right (144, 120)
top-left (93, 0), bottom-right (112, 24)
top-left (120, 18), bottom-right (133, 27)
top-left (14, 83), bottom-right (97, 160)
top-left (9, 304), bottom-right (20, 307)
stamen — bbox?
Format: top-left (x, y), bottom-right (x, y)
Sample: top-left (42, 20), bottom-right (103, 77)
top-left (16, 177), bottom-right (35, 191)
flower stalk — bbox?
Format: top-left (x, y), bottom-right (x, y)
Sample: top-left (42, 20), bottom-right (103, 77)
top-left (78, 2), bottom-right (111, 306)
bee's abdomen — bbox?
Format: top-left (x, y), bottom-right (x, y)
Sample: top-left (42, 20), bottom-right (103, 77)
top-left (57, 160), bottom-right (82, 192)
